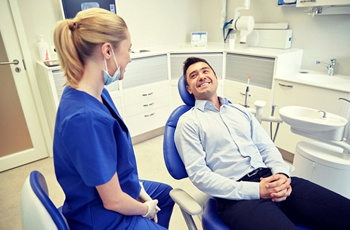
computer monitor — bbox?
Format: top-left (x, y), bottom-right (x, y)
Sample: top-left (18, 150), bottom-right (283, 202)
top-left (60, 0), bottom-right (117, 19)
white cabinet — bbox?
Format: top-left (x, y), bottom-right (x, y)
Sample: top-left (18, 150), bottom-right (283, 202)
top-left (123, 81), bottom-right (170, 137)
top-left (36, 62), bottom-right (65, 139)
top-left (105, 83), bottom-right (123, 116)
top-left (273, 79), bottom-right (349, 154)
top-left (224, 53), bottom-right (276, 131)
top-left (296, 0), bottom-right (350, 7)
top-left (121, 54), bottom-right (170, 137)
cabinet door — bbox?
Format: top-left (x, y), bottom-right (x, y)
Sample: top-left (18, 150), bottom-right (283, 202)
top-left (122, 54), bottom-right (168, 89)
top-left (226, 54), bottom-right (275, 89)
top-left (224, 80), bottom-right (272, 109)
top-left (273, 80), bottom-right (348, 153)
top-left (224, 80), bottom-right (272, 132)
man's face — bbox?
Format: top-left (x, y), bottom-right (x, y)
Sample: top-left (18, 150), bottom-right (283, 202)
top-left (185, 62), bottom-right (218, 100)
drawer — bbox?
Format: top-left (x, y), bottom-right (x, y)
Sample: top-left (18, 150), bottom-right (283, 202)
top-left (124, 95), bottom-right (170, 117)
top-left (123, 81), bottom-right (170, 106)
top-left (124, 106), bottom-right (170, 137)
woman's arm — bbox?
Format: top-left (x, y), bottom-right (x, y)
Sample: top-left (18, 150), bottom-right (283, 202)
top-left (96, 173), bottom-right (150, 216)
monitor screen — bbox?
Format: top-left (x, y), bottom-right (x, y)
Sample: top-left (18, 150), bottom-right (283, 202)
top-left (60, 0), bottom-right (117, 19)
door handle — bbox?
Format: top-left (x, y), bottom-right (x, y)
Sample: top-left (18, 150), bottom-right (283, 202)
top-left (0, 59), bottom-right (20, 65)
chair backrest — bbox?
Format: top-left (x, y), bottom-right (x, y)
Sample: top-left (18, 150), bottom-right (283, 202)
top-left (21, 170), bottom-right (69, 230)
top-left (163, 75), bottom-right (194, 180)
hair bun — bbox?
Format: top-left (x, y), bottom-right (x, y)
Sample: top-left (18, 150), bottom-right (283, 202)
top-left (68, 20), bottom-right (78, 31)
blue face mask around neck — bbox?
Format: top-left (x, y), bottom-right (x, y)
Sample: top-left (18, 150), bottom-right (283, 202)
top-left (103, 47), bottom-right (121, 85)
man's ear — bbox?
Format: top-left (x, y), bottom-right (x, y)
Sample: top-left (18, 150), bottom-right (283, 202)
top-left (186, 85), bottom-right (193, 94)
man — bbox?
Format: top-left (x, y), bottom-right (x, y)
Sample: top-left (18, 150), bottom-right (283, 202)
top-left (174, 57), bottom-right (350, 229)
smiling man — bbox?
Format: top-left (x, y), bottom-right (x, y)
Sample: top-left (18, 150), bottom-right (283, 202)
top-left (174, 57), bottom-right (350, 230)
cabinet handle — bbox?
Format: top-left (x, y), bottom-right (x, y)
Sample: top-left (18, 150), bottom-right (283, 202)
top-left (144, 113), bottom-right (155, 117)
top-left (142, 92), bottom-right (153, 96)
top-left (300, 0), bottom-right (316, 3)
top-left (143, 102), bottom-right (154, 107)
top-left (278, 83), bottom-right (293, 88)
top-left (240, 92), bottom-right (251, 97)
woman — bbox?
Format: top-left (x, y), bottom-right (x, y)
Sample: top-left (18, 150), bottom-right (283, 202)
top-left (53, 8), bottom-right (174, 229)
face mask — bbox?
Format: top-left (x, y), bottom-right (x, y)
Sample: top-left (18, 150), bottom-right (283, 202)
top-left (103, 47), bottom-right (121, 85)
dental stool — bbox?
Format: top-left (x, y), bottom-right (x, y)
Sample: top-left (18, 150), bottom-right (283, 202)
top-left (163, 75), bottom-right (312, 230)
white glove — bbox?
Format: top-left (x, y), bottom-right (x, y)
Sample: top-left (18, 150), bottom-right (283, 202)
top-left (138, 182), bottom-right (153, 202)
top-left (143, 199), bottom-right (159, 220)
top-left (139, 182), bottom-right (161, 223)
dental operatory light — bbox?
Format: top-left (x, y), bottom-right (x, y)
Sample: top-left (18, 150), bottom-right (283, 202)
top-left (222, 0), bottom-right (255, 44)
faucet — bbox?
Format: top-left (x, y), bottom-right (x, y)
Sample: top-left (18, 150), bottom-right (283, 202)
top-left (315, 58), bottom-right (336, 76)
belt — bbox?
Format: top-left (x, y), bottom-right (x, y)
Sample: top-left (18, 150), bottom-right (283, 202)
top-left (239, 167), bottom-right (271, 182)
top-left (246, 167), bottom-right (265, 177)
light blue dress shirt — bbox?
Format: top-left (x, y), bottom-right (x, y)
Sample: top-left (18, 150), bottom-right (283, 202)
top-left (174, 97), bottom-right (290, 200)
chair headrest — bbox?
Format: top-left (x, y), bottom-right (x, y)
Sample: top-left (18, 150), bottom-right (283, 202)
top-left (178, 75), bottom-right (195, 106)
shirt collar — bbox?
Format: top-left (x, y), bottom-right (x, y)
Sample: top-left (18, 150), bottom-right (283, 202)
top-left (194, 96), bottom-right (230, 111)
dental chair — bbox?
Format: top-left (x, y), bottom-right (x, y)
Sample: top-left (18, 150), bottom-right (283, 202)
top-left (21, 170), bottom-right (69, 230)
top-left (163, 75), bottom-right (311, 230)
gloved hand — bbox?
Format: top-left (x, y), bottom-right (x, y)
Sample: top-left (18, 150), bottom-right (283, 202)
top-left (143, 199), bottom-right (159, 220)
top-left (139, 182), bottom-right (161, 223)
top-left (138, 182), bottom-right (153, 202)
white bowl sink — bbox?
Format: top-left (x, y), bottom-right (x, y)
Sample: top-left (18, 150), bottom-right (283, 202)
top-left (279, 106), bottom-right (348, 141)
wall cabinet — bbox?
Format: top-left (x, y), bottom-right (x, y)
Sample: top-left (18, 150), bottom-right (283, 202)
top-left (273, 79), bottom-right (349, 154)
top-left (296, 0), bottom-right (350, 7)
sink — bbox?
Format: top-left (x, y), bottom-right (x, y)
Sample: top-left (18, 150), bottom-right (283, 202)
top-left (279, 106), bottom-right (348, 141)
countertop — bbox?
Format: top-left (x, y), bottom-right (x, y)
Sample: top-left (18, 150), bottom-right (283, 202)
top-left (275, 70), bottom-right (350, 93)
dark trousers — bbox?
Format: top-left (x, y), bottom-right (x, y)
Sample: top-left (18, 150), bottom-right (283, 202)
top-left (216, 169), bottom-right (350, 230)
top-left (141, 180), bottom-right (175, 229)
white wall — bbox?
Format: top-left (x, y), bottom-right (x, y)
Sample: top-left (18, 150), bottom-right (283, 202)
top-left (200, 0), bottom-right (350, 75)
top-left (16, 0), bottom-right (200, 68)
top-left (15, 0), bottom-right (350, 76)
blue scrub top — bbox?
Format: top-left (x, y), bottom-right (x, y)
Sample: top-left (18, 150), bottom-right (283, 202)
top-left (53, 87), bottom-right (141, 229)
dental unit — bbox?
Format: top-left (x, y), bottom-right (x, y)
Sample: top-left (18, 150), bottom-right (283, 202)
top-left (221, 0), bottom-right (255, 44)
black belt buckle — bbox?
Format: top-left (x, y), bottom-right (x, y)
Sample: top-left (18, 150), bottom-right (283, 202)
top-left (247, 168), bottom-right (262, 177)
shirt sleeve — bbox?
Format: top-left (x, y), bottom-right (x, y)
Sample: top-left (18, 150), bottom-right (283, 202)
top-left (174, 114), bottom-right (260, 200)
top-left (249, 114), bottom-right (290, 176)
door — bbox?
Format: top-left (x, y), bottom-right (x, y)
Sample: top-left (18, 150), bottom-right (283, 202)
top-left (0, 0), bottom-right (48, 171)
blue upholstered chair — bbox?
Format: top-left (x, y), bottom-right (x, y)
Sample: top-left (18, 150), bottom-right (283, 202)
top-left (163, 75), bottom-right (312, 230)
top-left (20, 170), bottom-right (69, 230)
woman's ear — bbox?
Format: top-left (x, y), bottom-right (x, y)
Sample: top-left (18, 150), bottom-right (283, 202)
top-left (101, 43), bottom-right (111, 59)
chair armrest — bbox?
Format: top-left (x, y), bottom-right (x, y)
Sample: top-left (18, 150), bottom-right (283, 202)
top-left (170, 188), bottom-right (202, 215)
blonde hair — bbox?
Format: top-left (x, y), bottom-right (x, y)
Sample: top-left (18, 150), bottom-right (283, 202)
top-left (53, 8), bottom-right (128, 87)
